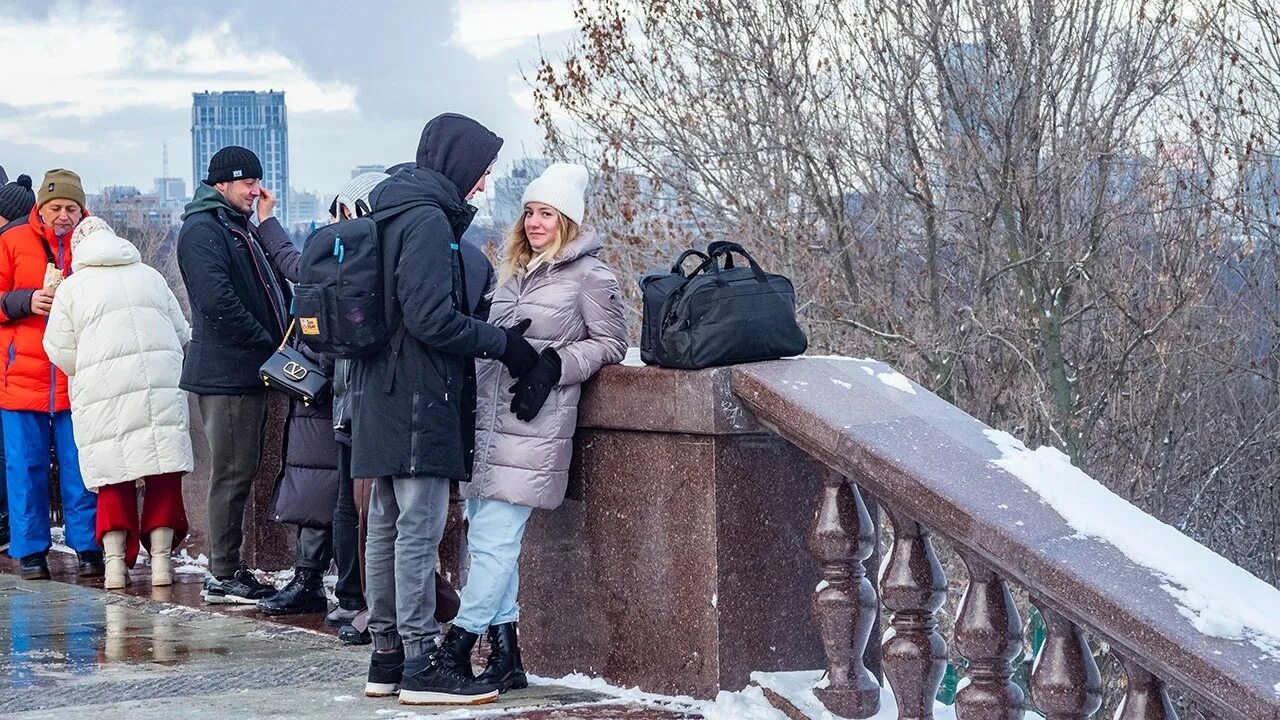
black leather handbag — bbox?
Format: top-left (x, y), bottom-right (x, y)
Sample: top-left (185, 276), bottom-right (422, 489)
top-left (642, 241), bottom-right (807, 369)
top-left (259, 320), bottom-right (331, 406)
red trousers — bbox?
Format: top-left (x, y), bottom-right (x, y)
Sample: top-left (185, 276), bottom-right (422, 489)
top-left (95, 473), bottom-right (189, 568)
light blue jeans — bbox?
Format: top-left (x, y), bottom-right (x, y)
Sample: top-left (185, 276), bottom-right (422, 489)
top-left (453, 498), bottom-right (535, 635)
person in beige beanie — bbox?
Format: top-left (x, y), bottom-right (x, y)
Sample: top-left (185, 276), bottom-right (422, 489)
top-left (0, 167), bottom-right (100, 581)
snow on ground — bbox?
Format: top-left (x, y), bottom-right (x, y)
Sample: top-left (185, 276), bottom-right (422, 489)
top-left (752, 671), bottom-right (1044, 720)
top-left (985, 428), bottom-right (1280, 661)
top-left (526, 670), bottom-right (1042, 720)
top-left (530, 672), bottom-right (788, 719)
top-left (173, 549), bottom-right (209, 575)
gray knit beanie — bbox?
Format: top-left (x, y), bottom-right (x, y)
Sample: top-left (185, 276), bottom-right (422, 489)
top-left (331, 172), bottom-right (390, 219)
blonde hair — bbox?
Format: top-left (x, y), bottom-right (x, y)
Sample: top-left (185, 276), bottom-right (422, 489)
top-left (495, 208), bottom-right (580, 290)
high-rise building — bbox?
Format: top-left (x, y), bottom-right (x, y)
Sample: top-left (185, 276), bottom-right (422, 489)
top-left (154, 177), bottom-right (186, 209)
top-left (351, 164), bottom-right (387, 178)
top-left (491, 157), bottom-right (551, 229)
top-left (191, 90), bottom-right (288, 220)
top-left (288, 188), bottom-right (322, 229)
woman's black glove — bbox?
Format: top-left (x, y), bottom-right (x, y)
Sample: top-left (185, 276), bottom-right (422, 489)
top-left (498, 318), bottom-right (538, 378)
top-left (509, 347), bottom-right (562, 422)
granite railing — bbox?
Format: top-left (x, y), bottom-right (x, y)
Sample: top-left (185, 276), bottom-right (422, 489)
top-left (725, 357), bottom-right (1280, 720)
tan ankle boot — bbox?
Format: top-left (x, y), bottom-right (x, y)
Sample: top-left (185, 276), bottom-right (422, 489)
top-left (102, 531), bottom-right (128, 590)
top-left (150, 527), bottom-right (174, 586)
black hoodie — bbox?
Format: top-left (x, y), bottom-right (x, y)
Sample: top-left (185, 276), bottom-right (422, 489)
top-left (348, 116), bottom-right (505, 480)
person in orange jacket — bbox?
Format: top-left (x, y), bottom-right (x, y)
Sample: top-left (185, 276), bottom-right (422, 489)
top-left (0, 169), bottom-right (100, 580)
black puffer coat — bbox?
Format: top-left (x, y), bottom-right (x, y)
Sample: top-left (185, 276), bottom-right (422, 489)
top-left (268, 347), bottom-right (339, 527)
top-left (349, 117), bottom-right (506, 481)
top-left (255, 218), bottom-right (341, 527)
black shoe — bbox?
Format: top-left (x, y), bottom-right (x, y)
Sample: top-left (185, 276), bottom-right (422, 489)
top-left (439, 625), bottom-right (482, 678)
top-left (365, 648), bottom-right (404, 697)
top-left (257, 569), bottom-right (327, 615)
top-left (77, 551), bottom-right (105, 578)
top-left (19, 553), bottom-right (50, 580)
top-left (339, 623), bottom-right (372, 645)
top-left (398, 646), bottom-right (499, 706)
top-left (478, 622), bottom-right (528, 692)
top-left (326, 604), bottom-right (363, 628)
top-left (201, 569), bottom-right (277, 605)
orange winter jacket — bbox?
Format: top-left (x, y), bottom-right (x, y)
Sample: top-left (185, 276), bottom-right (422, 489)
top-left (0, 206), bottom-right (77, 413)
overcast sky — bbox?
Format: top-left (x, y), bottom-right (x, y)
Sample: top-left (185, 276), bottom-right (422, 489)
top-left (0, 0), bottom-right (577, 198)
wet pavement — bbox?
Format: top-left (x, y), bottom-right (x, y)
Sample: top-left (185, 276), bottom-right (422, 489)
top-left (0, 553), bottom-right (701, 719)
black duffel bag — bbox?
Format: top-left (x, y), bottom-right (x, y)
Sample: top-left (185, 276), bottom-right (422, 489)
top-left (641, 241), bottom-right (807, 369)
top-left (639, 248), bottom-right (709, 365)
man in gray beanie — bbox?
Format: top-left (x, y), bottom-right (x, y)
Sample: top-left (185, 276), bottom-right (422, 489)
top-left (0, 174), bottom-right (36, 233)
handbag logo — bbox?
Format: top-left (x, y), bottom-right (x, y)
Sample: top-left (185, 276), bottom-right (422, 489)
top-left (299, 317), bottom-right (320, 335)
top-left (283, 361), bottom-right (309, 381)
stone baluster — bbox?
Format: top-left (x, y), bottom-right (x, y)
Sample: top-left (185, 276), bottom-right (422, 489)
top-left (808, 472), bottom-right (881, 718)
top-left (954, 556), bottom-right (1024, 720)
top-left (1117, 658), bottom-right (1179, 720)
top-left (1028, 601), bottom-right (1101, 719)
top-left (880, 507), bottom-right (948, 719)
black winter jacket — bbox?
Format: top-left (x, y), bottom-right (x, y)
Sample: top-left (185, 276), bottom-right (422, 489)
top-left (176, 187), bottom-right (290, 394)
top-left (349, 166), bottom-right (504, 480)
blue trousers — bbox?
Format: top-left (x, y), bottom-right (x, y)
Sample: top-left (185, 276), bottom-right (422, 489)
top-left (453, 498), bottom-right (534, 635)
top-left (2, 410), bottom-right (97, 559)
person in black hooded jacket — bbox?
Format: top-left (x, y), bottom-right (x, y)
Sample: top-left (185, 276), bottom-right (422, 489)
top-left (355, 114), bottom-right (538, 707)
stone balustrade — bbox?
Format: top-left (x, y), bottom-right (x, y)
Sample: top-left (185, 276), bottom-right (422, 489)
top-left (729, 357), bottom-right (1280, 720)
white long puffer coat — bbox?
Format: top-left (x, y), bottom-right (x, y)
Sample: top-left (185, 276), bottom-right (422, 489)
top-left (465, 228), bottom-right (627, 509)
top-left (43, 223), bottom-right (193, 490)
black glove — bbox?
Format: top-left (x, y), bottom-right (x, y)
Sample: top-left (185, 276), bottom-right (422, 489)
top-left (509, 347), bottom-right (562, 422)
top-left (498, 318), bottom-right (537, 378)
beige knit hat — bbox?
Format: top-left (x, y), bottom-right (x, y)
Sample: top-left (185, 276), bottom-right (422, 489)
top-left (37, 168), bottom-right (86, 210)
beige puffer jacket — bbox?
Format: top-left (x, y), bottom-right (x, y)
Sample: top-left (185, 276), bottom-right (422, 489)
top-left (465, 228), bottom-right (627, 509)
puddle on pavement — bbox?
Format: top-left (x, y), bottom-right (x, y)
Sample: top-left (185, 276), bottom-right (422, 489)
top-left (2, 590), bottom-right (233, 686)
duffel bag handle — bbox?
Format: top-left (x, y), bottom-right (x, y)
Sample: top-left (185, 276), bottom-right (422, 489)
top-left (670, 248), bottom-right (710, 275)
top-left (706, 241), bottom-right (769, 283)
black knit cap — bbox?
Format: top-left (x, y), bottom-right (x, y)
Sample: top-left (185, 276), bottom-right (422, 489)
top-left (205, 145), bottom-right (263, 184)
top-left (0, 174), bottom-right (36, 222)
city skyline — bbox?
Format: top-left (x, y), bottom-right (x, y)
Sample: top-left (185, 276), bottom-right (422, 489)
top-left (0, 1), bottom-right (577, 197)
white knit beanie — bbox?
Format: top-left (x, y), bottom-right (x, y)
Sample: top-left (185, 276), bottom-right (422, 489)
top-left (334, 171), bottom-right (390, 219)
top-left (521, 163), bottom-right (589, 225)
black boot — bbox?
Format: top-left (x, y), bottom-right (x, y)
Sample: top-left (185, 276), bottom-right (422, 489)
top-left (77, 550), bottom-right (105, 578)
top-left (478, 622), bottom-right (528, 692)
top-left (439, 625), bottom-right (482, 678)
top-left (257, 568), bottom-right (327, 615)
top-left (20, 552), bottom-right (50, 580)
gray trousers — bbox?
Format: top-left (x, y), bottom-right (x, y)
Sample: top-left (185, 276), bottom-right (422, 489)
top-left (366, 475), bottom-right (450, 658)
top-left (296, 525), bottom-right (332, 572)
top-left (198, 393), bottom-right (269, 579)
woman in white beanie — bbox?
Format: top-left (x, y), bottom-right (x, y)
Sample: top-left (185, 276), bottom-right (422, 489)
top-left (442, 162), bottom-right (627, 692)
top-left (42, 217), bottom-right (193, 589)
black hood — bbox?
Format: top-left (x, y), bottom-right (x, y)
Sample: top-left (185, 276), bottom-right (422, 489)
top-left (415, 113), bottom-right (503, 199)
top-left (371, 166), bottom-right (477, 234)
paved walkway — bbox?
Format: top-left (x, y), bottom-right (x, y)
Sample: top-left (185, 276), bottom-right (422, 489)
top-left (0, 553), bottom-right (699, 719)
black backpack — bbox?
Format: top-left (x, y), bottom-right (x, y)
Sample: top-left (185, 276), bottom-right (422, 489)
top-left (292, 208), bottom-right (399, 357)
